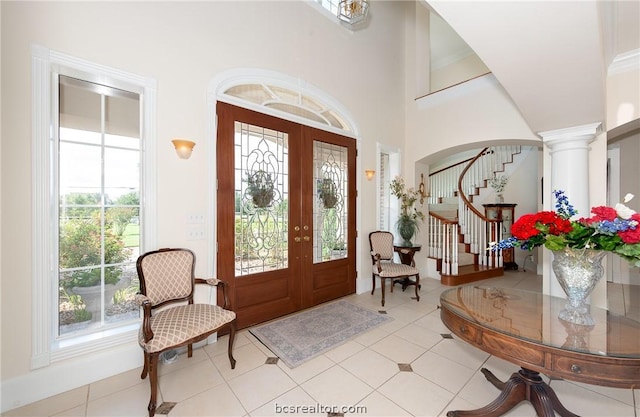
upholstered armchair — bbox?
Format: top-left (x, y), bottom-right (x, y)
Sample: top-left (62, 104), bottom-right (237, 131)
top-left (135, 248), bottom-right (237, 417)
top-left (369, 231), bottom-right (420, 306)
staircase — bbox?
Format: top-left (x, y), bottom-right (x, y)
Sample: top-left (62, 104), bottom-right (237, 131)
top-left (427, 146), bottom-right (522, 285)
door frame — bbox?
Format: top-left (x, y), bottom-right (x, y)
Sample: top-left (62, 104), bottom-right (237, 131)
top-left (207, 69), bottom-right (364, 302)
top-left (216, 102), bottom-right (357, 328)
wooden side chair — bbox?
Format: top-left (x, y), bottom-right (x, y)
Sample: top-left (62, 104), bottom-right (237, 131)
top-left (135, 248), bottom-right (237, 417)
top-left (369, 231), bottom-right (420, 306)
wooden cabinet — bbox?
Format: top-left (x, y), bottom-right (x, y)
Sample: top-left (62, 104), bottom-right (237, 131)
top-left (484, 203), bottom-right (518, 270)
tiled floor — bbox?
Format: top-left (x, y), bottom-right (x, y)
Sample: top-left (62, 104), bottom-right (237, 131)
top-left (5, 270), bottom-right (640, 417)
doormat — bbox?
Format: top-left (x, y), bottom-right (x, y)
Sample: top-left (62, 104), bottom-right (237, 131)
top-left (249, 299), bottom-right (392, 368)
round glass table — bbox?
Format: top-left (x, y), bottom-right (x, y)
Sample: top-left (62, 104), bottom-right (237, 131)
top-left (440, 285), bottom-right (640, 417)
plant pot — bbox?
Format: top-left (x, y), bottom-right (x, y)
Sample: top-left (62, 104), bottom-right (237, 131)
top-left (251, 189), bottom-right (274, 208)
top-left (551, 247), bottom-right (606, 326)
top-left (71, 276), bottom-right (131, 321)
top-left (247, 170), bottom-right (275, 208)
top-left (396, 215), bottom-right (417, 246)
top-left (321, 193), bottom-right (338, 209)
top-left (319, 179), bottom-right (338, 209)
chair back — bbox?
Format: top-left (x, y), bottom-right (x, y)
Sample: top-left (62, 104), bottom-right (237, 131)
top-left (369, 231), bottom-right (395, 261)
top-left (137, 248), bottom-right (195, 308)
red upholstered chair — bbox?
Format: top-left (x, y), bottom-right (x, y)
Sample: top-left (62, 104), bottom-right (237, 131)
top-left (135, 248), bottom-right (236, 417)
top-left (369, 231), bottom-right (420, 306)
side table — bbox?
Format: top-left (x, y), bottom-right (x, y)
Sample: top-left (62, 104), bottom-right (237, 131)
top-left (393, 244), bottom-right (421, 291)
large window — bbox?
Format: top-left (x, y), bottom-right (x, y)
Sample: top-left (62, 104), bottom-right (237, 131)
top-left (376, 145), bottom-right (401, 232)
top-left (57, 76), bottom-right (141, 337)
top-left (32, 46), bottom-right (156, 367)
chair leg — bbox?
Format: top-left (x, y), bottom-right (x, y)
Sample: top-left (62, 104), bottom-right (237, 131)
top-left (141, 351), bottom-right (150, 379)
top-left (381, 278), bottom-right (386, 307)
top-left (371, 273), bottom-right (376, 295)
top-left (147, 352), bottom-right (160, 417)
top-left (228, 321), bottom-right (237, 369)
top-left (188, 343), bottom-right (193, 358)
top-left (414, 274), bottom-right (420, 302)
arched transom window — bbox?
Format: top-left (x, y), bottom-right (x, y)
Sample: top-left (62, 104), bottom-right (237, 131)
top-left (222, 83), bottom-right (352, 134)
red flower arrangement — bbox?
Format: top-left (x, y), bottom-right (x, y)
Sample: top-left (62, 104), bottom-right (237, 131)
top-left (491, 190), bottom-right (640, 267)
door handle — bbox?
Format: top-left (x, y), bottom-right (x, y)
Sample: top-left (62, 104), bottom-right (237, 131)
top-left (303, 236), bottom-right (310, 242)
top-left (294, 237), bottom-right (301, 242)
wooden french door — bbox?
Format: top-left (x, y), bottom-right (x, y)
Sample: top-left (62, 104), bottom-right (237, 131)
top-left (216, 102), bottom-right (356, 329)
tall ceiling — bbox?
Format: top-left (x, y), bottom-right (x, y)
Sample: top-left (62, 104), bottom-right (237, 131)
top-left (426, 1), bottom-right (639, 134)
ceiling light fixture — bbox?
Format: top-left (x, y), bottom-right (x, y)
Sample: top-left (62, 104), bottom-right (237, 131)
top-left (338, 0), bottom-right (369, 26)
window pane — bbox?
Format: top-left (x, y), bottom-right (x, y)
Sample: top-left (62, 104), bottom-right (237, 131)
top-left (58, 76), bottom-right (141, 337)
top-left (104, 147), bottom-right (140, 202)
top-left (59, 141), bottom-right (101, 195)
top-left (105, 206), bottom-right (140, 258)
top-left (234, 121), bottom-right (289, 276)
top-left (313, 141), bottom-right (348, 262)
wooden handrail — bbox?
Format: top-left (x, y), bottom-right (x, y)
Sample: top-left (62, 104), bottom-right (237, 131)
top-left (429, 149), bottom-right (494, 178)
top-left (458, 147), bottom-right (490, 221)
top-left (428, 211), bottom-right (458, 224)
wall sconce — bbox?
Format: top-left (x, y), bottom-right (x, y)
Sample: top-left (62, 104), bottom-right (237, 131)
top-left (419, 173), bottom-right (429, 204)
top-left (364, 169), bottom-right (376, 181)
top-left (172, 139), bottom-right (196, 159)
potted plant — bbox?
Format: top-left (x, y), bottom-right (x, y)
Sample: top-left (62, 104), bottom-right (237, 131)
top-left (59, 217), bottom-right (132, 320)
top-left (489, 174), bottom-right (509, 203)
top-left (246, 170), bottom-right (275, 208)
top-left (390, 176), bottom-right (425, 246)
top-left (318, 178), bottom-right (338, 209)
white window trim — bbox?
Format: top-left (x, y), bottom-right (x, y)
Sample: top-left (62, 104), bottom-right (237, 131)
top-left (31, 44), bottom-right (157, 369)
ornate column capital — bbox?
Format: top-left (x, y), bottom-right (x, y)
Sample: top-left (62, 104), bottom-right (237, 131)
top-left (538, 122), bottom-right (603, 146)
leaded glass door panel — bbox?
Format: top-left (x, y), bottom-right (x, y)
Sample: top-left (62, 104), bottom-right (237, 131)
top-left (217, 103), bottom-right (355, 329)
top-left (301, 127), bottom-right (356, 308)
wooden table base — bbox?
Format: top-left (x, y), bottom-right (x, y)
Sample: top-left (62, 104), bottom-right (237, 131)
top-left (446, 368), bottom-right (579, 417)
top-left (392, 277), bottom-right (421, 291)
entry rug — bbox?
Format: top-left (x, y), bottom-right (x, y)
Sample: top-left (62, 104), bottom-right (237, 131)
top-left (249, 299), bottom-right (392, 368)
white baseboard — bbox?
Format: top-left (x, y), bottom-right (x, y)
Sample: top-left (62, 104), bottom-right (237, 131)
top-left (1, 341), bottom-right (142, 413)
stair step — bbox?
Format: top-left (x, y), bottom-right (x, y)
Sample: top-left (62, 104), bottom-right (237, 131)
top-left (430, 210), bottom-right (458, 220)
top-left (439, 197), bottom-right (459, 205)
top-left (458, 252), bottom-right (475, 265)
top-left (430, 202), bottom-right (458, 211)
top-left (440, 264), bottom-right (504, 286)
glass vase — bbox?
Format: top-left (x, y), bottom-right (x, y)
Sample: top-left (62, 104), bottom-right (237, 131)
top-left (551, 248), bottom-right (606, 326)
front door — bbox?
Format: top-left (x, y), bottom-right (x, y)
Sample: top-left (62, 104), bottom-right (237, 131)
top-left (216, 102), bottom-right (356, 329)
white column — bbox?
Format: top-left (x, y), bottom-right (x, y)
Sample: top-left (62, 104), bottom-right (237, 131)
top-left (539, 122), bottom-right (606, 306)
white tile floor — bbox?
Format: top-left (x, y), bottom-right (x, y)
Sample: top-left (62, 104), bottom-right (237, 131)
top-left (5, 270), bottom-right (640, 417)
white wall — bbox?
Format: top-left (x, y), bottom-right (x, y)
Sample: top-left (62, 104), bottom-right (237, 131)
top-left (607, 68), bottom-right (640, 129)
top-left (0, 1), bottom-right (410, 410)
top-left (430, 54), bottom-right (489, 92)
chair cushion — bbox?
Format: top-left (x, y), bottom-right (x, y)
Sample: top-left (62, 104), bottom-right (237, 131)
top-left (139, 304), bottom-right (236, 353)
top-left (377, 262), bottom-right (419, 277)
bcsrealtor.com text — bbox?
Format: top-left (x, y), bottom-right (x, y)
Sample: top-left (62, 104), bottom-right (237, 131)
top-left (275, 403), bottom-right (367, 414)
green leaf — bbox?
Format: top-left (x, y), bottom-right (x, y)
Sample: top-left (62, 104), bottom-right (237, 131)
top-left (544, 235), bottom-right (567, 251)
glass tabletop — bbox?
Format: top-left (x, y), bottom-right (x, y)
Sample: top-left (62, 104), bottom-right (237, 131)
top-left (440, 285), bottom-right (640, 359)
